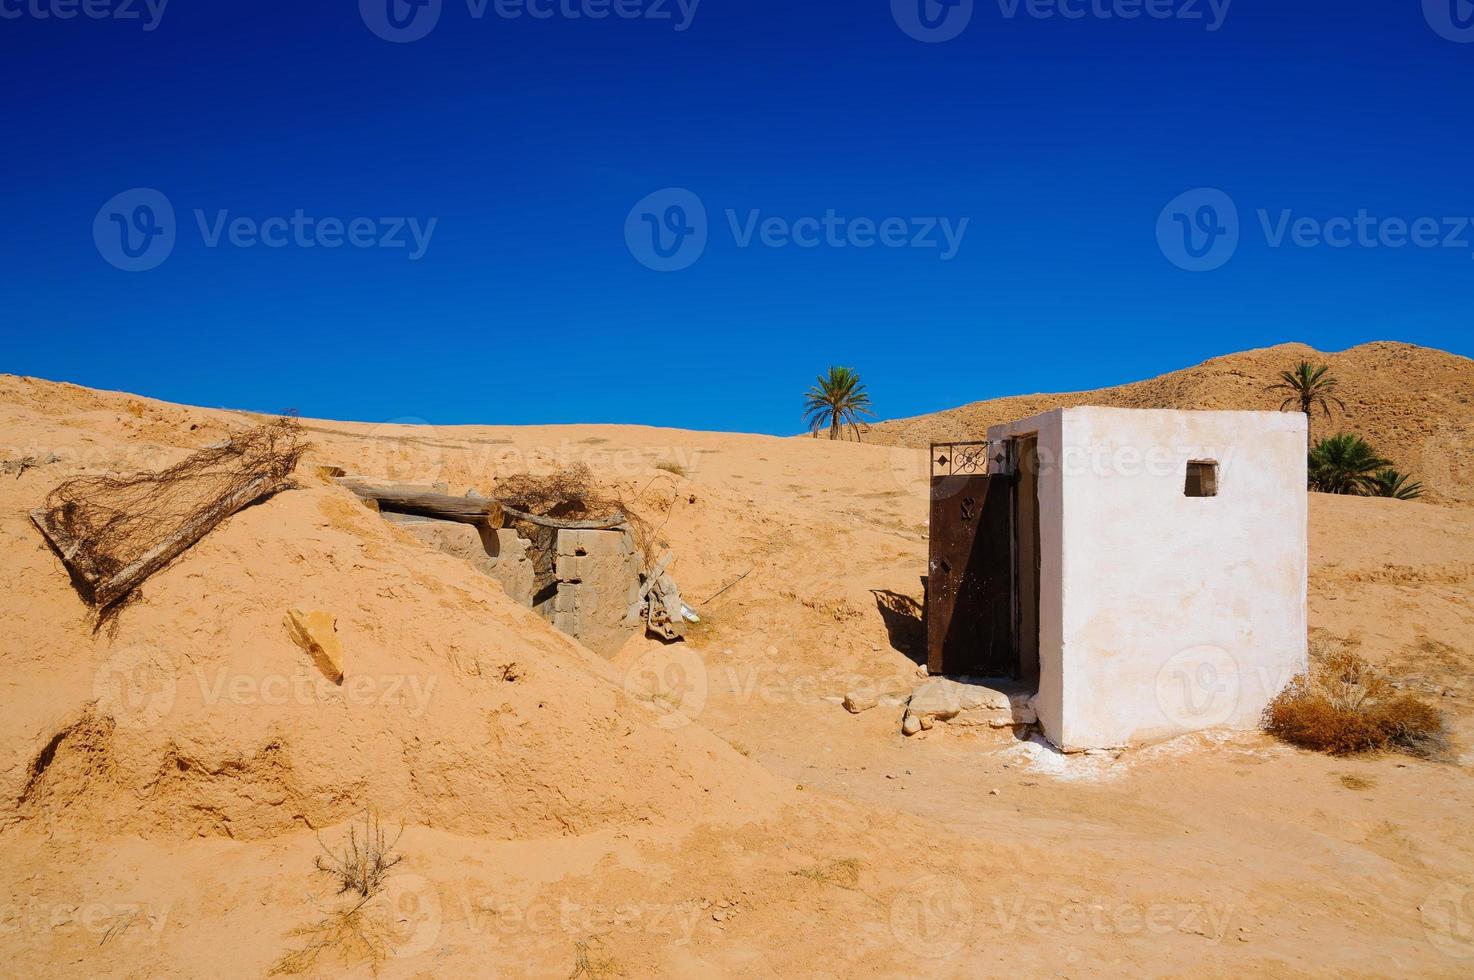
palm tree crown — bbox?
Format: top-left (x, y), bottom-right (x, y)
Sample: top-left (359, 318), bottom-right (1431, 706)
top-left (1267, 361), bottom-right (1346, 418)
top-left (804, 366), bottom-right (875, 441)
top-left (1308, 434), bottom-right (1390, 495)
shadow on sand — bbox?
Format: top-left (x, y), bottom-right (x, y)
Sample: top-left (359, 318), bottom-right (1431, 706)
top-left (871, 589), bottom-right (925, 667)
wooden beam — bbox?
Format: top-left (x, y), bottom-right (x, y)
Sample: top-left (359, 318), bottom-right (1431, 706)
top-left (499, 504), bottom-right (627, 531)
top-left (335, 478), bottom-right (505, 528)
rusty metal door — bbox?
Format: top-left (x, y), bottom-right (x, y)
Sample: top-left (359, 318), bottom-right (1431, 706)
top-left (926, 442), bottom-right (1015, 677)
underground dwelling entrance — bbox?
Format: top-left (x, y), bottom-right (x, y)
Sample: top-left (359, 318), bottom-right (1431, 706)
top-left (335, 474), bottom-right (691, 656)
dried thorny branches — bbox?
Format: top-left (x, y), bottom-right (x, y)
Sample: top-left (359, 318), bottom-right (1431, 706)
top-left (314, 809), bottom-right (405, 898)
top-left (36, 417), bottom-right (306, 608)
top-left (494, 463), bottom-right (661, 570)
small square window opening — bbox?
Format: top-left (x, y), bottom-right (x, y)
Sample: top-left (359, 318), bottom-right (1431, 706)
top-left (1185, 460), bottom-right (1219, 497)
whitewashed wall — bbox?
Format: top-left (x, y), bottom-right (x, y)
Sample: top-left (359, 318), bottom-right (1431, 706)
top-left (990, 407), bottom-right (1308, 750)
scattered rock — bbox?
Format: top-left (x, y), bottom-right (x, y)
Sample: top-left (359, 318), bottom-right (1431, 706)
top-left (901, 713), bottom-right (922, 736)
top-left (918, 715), bottom-right (934, 731)
top-left (842, 692), bottom-right (879, 714)
top-left (903, 676), bottom-right (1037, 731)
top-left (284, 608), bottom-right (344, 684)
top-left (1, 452), bottom-right (60, 478)
top-left (989, 788), bottom-right (1000, 796)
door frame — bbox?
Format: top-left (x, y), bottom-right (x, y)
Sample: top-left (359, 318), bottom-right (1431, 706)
top-left (1008, 434), bottom-right (1042, 686)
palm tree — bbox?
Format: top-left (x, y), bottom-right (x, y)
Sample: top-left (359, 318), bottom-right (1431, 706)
top-left (1308, 434), bottom-right (1390, 495)
top-left (1267, 361), bottom-right (1346, 419)
top-left (803, 366), bottom-right (875, 441)
top-left (1366, 468), bottom-right (1424, 501)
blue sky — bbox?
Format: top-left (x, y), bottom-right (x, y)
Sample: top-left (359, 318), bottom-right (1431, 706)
top-left (2, 0), bottom-right (1470, 433)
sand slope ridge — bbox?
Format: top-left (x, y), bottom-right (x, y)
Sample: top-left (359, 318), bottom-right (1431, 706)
top-left (869, 342), bottom-right (1474, 506)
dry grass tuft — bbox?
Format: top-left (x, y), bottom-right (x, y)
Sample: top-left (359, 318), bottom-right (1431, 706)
top-left (1263, 651), bottom-right (1448, 759)
top-left (315, 809), bottom-right (404, 898)
top-left (792, 857), bottom-right (863, 890)
top-left (568, 937), bottom-right (622, 979)
top-left (653, 460), bottom-right (687, 478)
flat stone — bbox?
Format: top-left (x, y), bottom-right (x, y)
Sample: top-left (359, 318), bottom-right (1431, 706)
top-left (907, 676), bottom-right (1014, 716)
top-left (284, 608), bottom-right (344, 684)
top-left (904, 676), bottom-right (1036, 729)
top-left (842, 692), bottom-right (879, 714)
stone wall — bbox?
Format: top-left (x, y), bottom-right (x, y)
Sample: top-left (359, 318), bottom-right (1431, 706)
top-left (382, 513), bottom-right (641, 655)
top-left (539, 528), bottom-right (643, 657)
top-left (383, 513), bottom-right (535, 606)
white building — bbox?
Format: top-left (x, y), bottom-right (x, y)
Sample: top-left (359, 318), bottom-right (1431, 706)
top-left (933, 407), bottom-right (1308, 750)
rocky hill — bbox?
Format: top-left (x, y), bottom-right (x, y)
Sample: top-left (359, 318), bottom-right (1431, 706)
top-left (867, 342), bottom-right (1474, 506)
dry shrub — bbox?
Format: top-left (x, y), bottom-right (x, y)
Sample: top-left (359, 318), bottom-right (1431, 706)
top-left (568, 937), bottom-right (622, 979)
top-left (270, 904), bottom-right (392, 976)
top-left (495, 463), bottom-right (620, 519)
top-left (315, 809), bottom-right (404, 898)
top-left (1263, 651), bottom-right (1447, 758)
top-left (653, 460), bottom-right (686, 477)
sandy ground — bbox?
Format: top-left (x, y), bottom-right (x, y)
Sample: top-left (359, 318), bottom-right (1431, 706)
top-left (1, 374), bottom-right (1472, 978)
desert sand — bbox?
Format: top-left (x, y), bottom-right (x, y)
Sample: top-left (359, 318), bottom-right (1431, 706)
top-left (1, 354), bottom-right (1472, 978)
